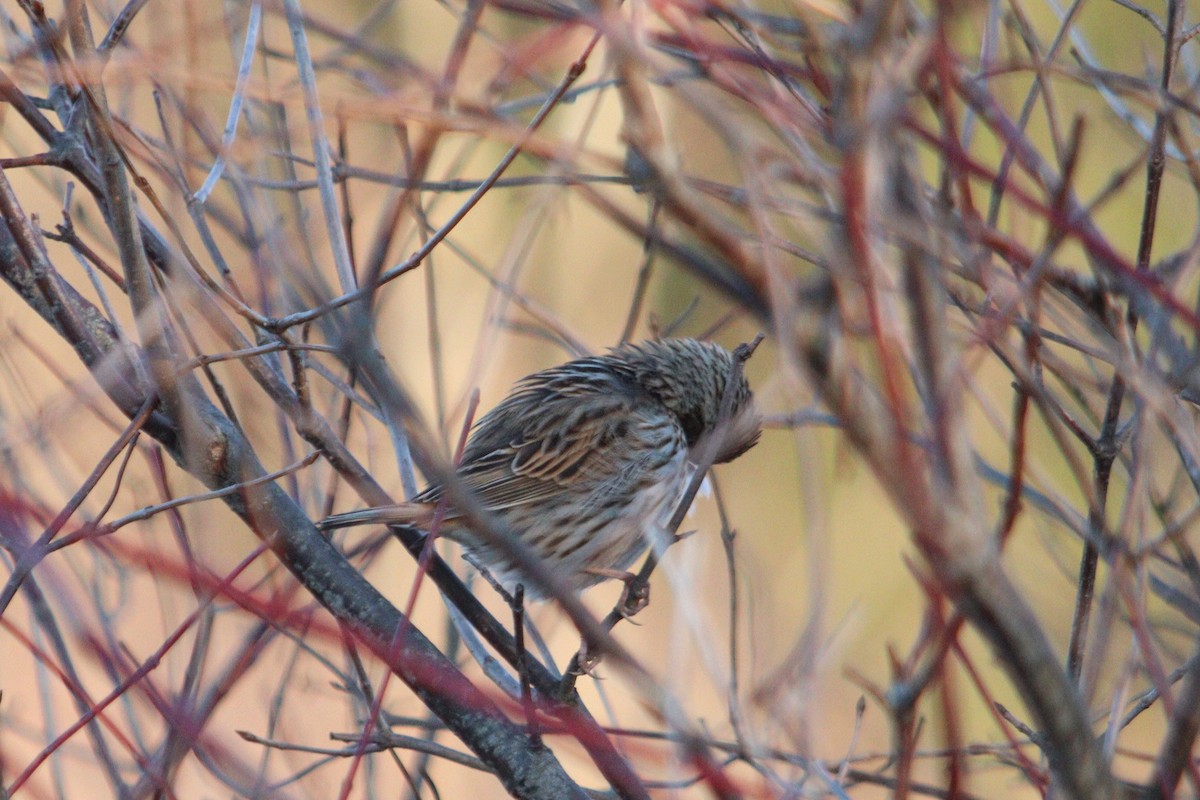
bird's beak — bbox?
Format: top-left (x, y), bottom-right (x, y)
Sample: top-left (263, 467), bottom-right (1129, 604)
top-left (695, 404), bottom-right (763, 465)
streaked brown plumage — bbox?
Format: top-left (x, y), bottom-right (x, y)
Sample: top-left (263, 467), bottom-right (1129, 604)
top-left (319, 338), bottom-right (760, 596)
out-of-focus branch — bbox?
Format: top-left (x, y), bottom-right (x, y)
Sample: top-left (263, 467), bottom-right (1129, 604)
top-left (783, 107), bottom-right (1118, 795)
top-left (0, 84), bottom-right (600, 800)
top-left (789, 275), bottom-right (1116, 800)
top-left (1145, 633), bottom-right (1200, 799)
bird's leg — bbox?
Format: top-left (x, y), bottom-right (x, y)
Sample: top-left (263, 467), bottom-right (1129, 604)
top-left (561, 571), bottom-right (652, 691)
top-left (619, 573), bottom-right (652, 618)
top-left (560, 615), bottom-right (616, 693)
top-left (564, 631), bottom-right (610, 685)
top-left (580, 567), bottom-right (654, 618)
top-left (565, 525), bottom-right (709, 692)
top-left (510, 584), bottom-right (544, 749)
top-left (559, 642), bottom-right (588, 695)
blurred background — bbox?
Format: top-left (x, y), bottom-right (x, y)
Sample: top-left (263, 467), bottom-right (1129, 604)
top-left (3, 0), bottom-right (1198, 797)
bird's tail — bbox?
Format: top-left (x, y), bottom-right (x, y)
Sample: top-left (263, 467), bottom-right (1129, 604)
top-left (317, 504), bottom-right (432, 531)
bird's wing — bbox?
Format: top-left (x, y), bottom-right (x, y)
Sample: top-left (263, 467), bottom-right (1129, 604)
top-left (421, 393), bottom-right (679, 515)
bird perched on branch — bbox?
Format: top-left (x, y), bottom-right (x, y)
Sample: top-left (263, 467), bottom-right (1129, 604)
top-left (319, 338), bottom-right (761, 597)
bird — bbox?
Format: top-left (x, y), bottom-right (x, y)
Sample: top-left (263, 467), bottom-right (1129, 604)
top-left (319, 338), bottom-right (761, 598)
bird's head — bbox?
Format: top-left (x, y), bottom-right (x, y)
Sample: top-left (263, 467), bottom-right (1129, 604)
top-left (614, 338), bottom-right (761, 464)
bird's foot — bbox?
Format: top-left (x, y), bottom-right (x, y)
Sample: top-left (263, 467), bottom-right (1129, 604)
top-left (575, 639), bottom-right (605, 677)
top-left (619, 575), bottom-right (651, 618)
top-left (584, 567), bottom-right (652, 617)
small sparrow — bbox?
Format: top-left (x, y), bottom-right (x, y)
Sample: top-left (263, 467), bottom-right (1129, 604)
top-left (319, 338), bottom-right (761, 596)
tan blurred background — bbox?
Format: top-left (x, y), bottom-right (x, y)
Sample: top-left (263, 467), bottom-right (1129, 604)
top-left (2, 0), bottom-right (1195, 797)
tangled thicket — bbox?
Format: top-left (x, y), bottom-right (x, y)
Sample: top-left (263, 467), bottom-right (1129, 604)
top-left (2, 0), bottom-right (1200, 798)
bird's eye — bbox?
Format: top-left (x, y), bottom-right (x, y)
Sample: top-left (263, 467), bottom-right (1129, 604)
top-left (680, 411), bottom-right (705, 446)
